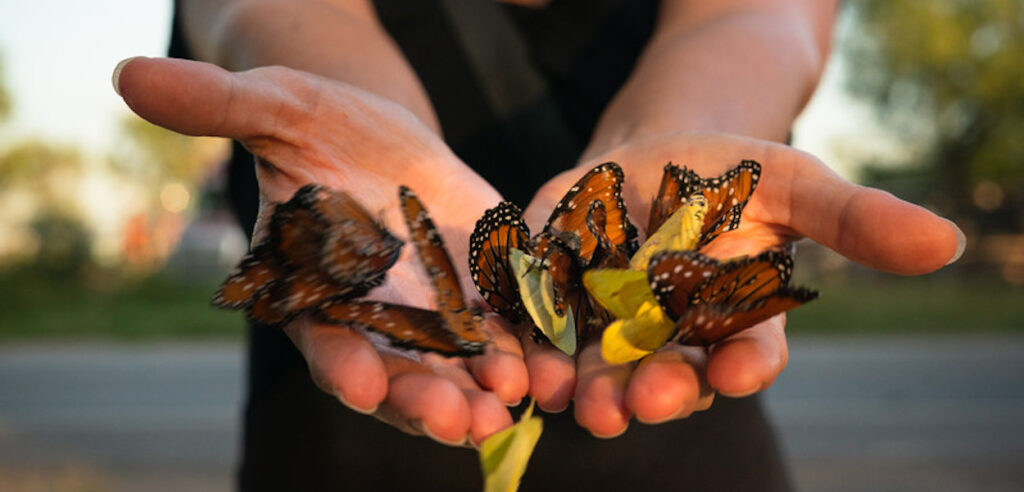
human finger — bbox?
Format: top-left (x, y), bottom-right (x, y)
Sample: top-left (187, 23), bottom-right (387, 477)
top-left (759, 147), bottom-right (963, 274)
top-left (465, 315), bottom-right (530, 405)
top-left (377, 357), bottom-right (473, 446)
top-left (114, 56), bottom-right (313, 140)
top-left (705, 314), bottom-right (788, 397)
top-left (283, 317), bottom-right (388, 414)
top-left (573, 343), bottom-right (633, 438)
top-left (521, 330), bottom-right (577, 413)
top-left (625, 345), bottom-right (713, 424)
top-left (427, 362), bottom-right (515, 446)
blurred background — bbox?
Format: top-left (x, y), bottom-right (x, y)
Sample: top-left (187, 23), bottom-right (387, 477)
top-left (0, 1), bottom-right (1021, 491)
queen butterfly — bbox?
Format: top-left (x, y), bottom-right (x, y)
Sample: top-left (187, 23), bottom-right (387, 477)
top-left (318, 301), bottom-right (482, 357)
top-left (647, 161), bottom-right (761, 248)
top-left (396, 186), bottom-right (488, 351)
top-left (212, 184), bottom-right (402, 318)
top-left (585, 200), bottom-right (631, 270)
top-left (543, 162), bottom-right (639, 263)
top-left (468, 201), bottom-right (531, 321)
top-left (648, 249), bottom-right (817, 347)
top-left (213, 184), bottom-right (487, 356)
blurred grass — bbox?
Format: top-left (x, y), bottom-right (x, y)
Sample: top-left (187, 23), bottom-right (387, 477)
top-left (787, 276), bottom-right (1024, 336)
top-left (0, 269), bottom-right (244, 341)
top-left (0, 270), bottom-right (1020, 341)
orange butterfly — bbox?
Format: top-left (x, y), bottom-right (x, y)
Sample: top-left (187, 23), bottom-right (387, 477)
top-left (647, 161), bottom-right (761, 248)
top-left (213, 185), bottom-right (403, 325)
top-left (468, 201), bottom-right (531, 322)
top-left (213, 185), bottom-right (487, 356)
top-left (543, 162), bottom-right (639, 264)
top-left (647, 249), bottom-right (817, 347)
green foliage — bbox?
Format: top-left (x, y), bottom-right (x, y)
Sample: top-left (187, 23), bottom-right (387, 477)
top-left (788, 277), bottom-right (1024, 335)
top-left (0, 269), bottom-right (243, 340)
top-left (0, 55), bottom-right (10, 123)
top-left (27, 213), bottom-right (93, 278)
top-left (845, 1), bottom-right (1024, 230)
top-left (113, 116), bottom-right (222, 188)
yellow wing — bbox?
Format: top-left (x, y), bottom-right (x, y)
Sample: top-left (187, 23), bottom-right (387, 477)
top-left (630, 195), bottom-right (707, 270)
top-left (583, 268), bottom-right (651, 319)
top-left (510, 248), bottom-right (577, 355)
top-left (583, 268), bottom-right (676, 364)
top-left (600, 300), bottom-right (676, 364)
top-left (480, 400), bottom-right (543, 492)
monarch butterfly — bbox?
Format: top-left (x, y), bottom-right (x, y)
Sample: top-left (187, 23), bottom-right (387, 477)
top-left (648, 249), bottom-right (818, 347)
top-left (647, 161), bottom-right (761, 248)
top-left (213, 184), bottom-right (487, 357)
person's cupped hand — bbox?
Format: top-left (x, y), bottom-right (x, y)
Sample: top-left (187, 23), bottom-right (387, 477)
top-left (114, 57), bottom-right (531, 447)
top-left (520, 132), bottom-right (964, 437)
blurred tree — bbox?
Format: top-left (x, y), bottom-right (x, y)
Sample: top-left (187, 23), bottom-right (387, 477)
top-left (112, 115), bottom-right (227, 212)
top-left (0, 140), bottom-right (82, 212)
top-left (0, 141), bottom-right (90, 275)
top-left (846, 0), bottom-right (1023, 234)
top-left (0, 55), bottom-right (11, 123)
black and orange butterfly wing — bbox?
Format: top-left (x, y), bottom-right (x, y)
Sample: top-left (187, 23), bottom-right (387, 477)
top-left (399, 186), bottom-right (488, 349)
top-left (647, 163), bottom-right (700, 234)
top-left (277, 184), bottom-right (402, 292)
top-left (650, 250), bottom-right (817, 346)
top-left (585, 200), bottom-right (630, 270)
top-left (318, 301), bottom-right (484, 357)
top-left (529, 231), bottom-right (584, 319)
top-left (688, 160), bottom-right (761, 248)
top-left (468, 201), bottom-right (530, 321)
top-left (544, 162), bottom-right (639, 264)
top-left (647, 250), bottom-right (723, 319)
top-left (212, 244), bottom-right (281, 310)
top-left (306, 185), bottom-right (404, 287)
top-left (673, 287), bottom-right (818, 347)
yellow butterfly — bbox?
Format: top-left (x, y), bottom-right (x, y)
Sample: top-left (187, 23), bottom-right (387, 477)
top-left (509, 247), bottom-right (577, 355)
top-left (584, 197), bottom-right (708, 364)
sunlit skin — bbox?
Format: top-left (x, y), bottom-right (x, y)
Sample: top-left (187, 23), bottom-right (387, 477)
top-left (117, 58), bottom-right (528, 446)
top-left (116, 0), bottom-right (963, 445)
top-left (521, 134), bottom-right (961, 436)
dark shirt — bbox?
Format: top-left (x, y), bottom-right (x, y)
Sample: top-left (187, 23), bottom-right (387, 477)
top-left (171, 1), bottom-right (792, 490)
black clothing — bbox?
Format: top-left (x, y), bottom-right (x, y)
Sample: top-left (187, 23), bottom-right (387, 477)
top-left (171, 1), bottom-right (792, 490)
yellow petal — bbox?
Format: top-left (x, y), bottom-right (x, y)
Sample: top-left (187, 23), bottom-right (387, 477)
top-left (480, 400), bottom-right (544, 492)
top-left (510, 248), bottom-right (577, 355)
top-left (630, 195), bottom-right (708, 270)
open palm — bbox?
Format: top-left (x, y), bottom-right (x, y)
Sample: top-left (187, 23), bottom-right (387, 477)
top-left (116, 57), bottom-right (530, 446)
top-left (522, 132), bottom-right (963, 437)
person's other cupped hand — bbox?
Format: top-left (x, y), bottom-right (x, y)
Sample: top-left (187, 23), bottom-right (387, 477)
top-left (521, 132), bottom-right (965, 437)
top-left (114, 57), bottom-right (531, 447)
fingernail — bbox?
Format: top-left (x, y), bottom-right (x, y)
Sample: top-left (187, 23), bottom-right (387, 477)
top-left (719, 383), bottom-right (762, 399)
top-left (945, 220), bottom-right (966, 265)
top-left (589, 424), bottom-right (629, 439)
top-left (412, 419), bottom-right (469, 447)
top-left (335, 392), bottom-right (378, 415)
top-left (112, 57), bottom-right (141, 97)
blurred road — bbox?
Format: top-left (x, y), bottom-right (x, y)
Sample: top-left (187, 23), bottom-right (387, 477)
top-left (0, 336), bottom-right (1022, 491)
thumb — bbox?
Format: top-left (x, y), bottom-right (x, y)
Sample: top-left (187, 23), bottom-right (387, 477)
top-left (772, 150), bottom-right (965, 275)
top-left (113, 56), bottom-right (311, 140)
